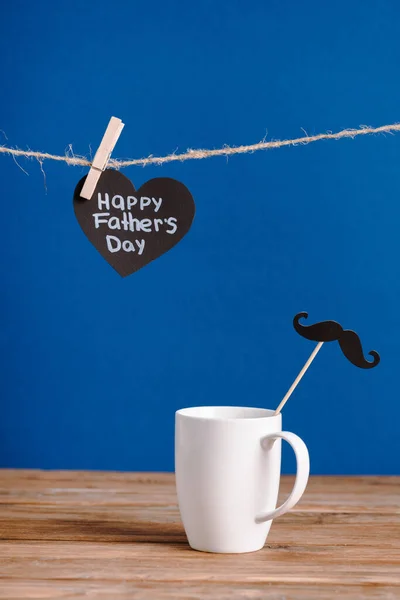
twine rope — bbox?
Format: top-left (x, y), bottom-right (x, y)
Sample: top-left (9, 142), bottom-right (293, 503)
top-left (1, 123), bottom-right (399, 169)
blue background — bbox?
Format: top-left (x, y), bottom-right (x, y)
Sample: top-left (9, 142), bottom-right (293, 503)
top-left (0, 1), bottom-right (398, 474)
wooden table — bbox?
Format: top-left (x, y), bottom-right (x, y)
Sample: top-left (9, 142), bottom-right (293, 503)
top-left (0, 471), bottom-right (399, 599)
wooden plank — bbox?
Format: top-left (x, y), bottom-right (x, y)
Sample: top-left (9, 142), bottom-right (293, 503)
top-left (0, 541), bottom-right (399, 585)
top-left (0, 507), bottom-right (399, 548)
top-left (0, 471), bottom-right (399, 599)
top-left (0, 581), bottom-right (398, 600)
top-left (0, 472), bottom-right (398, 513)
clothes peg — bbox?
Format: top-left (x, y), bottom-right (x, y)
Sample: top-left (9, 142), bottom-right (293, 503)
top-left (80, 116), bottom-right (125, 200)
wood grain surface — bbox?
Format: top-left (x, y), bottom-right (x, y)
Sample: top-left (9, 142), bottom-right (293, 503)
top-left (0, 470), bottom-right (399, 599)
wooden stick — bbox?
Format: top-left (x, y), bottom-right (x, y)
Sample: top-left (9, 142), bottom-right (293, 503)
top-left (274, 342), bottom-right (324, 415)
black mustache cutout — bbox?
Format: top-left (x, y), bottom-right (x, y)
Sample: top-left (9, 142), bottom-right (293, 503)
top-left (293, 312), bottom-right (380, 369)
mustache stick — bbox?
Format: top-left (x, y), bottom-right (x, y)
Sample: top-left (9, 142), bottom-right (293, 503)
top-left (274, 312), bottom-right (380, 415)
top-left (274, 342), bottom-right (324, 415)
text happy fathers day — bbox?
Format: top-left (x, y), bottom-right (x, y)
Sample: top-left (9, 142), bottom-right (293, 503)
top-left (93, 193), bottom-right (178, 255)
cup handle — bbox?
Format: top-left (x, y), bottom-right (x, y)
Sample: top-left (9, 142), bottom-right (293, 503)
top-left (255, 431), bottom-right (310, 524)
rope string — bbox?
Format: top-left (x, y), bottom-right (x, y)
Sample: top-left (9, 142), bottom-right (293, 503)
top-left (1, 122), bottom-right (399, 169)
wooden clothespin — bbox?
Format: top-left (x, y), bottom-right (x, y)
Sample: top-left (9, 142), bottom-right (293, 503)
top-left (80, 116), bottom-right (125, 200)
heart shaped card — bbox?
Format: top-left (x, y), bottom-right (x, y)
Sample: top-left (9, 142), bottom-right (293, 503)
top-left (73, 170), bottom-right (195, 277)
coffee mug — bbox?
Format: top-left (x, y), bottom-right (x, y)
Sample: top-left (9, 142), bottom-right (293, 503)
top-left (175, 406), bottom-right (309, 553)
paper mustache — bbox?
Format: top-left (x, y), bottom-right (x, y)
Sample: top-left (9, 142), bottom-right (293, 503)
top-left (293, 312), bottom-right (380, 369)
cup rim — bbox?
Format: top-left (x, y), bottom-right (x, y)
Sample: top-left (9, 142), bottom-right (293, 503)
top-left (176, 405), bottom-right (282, 421)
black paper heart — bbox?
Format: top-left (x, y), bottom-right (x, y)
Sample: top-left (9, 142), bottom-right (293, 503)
top-left (73, 170), bottom-right (195, 277)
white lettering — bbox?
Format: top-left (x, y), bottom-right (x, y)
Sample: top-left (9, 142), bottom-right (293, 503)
top-left (108, 216), bottom-right (121, 230)
top-left (154, 218), bottom-right (163, 232)
top-left (97, 193), bottom-right (110, 211)
top-left (140, 218), bottom-right (152, 233)
top-left (106, 235), bottom-right (121, 253)
top-left (128, 215), bottom-right (141, 232)
top-left (166, 217), bottom-right (178, 234)
top-left (112, 195), bottom-right (125, 211)
top-left (122, 240), bottom-right (136, 252)
top-left (140, 196), bottom-right (152, 210)
top-left (136, 239), bottom-right (145, 255)
top-left (127, 196), bottom-right (138, 210)
top-left (153, 197), bottom-right (163, 212)
top-left (120, 212), bottom-right (130, 230)
top-left (106, 236), bottom-right (145, 255)
top-left (93, 213), bottom-right (110, 229)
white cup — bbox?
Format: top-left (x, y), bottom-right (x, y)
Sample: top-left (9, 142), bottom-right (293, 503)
top-left (175, 406), bottom-right (310, 554)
